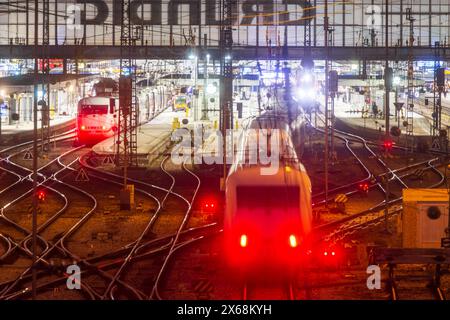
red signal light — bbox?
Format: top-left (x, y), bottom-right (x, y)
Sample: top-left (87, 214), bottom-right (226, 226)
top-left (318, 245), bottom-right (342, 265)
top-left (202, 198), bottom-right (217, 212)
top-left (383, 140), bottom-right (393, 151)
top-left (37, 191), bottom-right (46, 201)
top-left (358, 182), bottom-right (369, 194)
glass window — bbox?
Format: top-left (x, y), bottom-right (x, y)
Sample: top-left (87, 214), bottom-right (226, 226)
top-left (236, 186), bottom-right (300, 215)
top-left (79, 104), bottom-right (108, 115)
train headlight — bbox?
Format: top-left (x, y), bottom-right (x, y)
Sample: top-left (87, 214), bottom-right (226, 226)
top-left (301, 73), bottom-right (312, 83)
top-left (240, 234), bottom-right (248, 248)
top-left (289, 235), bottom-right (298, 248)
top-left (102, 125), bottom-right (107, 131)
top-left (296, 88), bottom-right (316, 101)
top-left (81, 125), bottom-right (86, 130)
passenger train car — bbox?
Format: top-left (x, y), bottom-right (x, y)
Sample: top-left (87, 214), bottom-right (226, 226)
top-left (76, 78), bottom-right (169, 144)
top-left (76, 95), bottom-right (118, 144)
top-left (225, 103), bottom-right (313, 268)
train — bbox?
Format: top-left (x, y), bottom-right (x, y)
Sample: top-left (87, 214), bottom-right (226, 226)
top-left (76, 95), bottom-right (118, 144)
top-left (171, 94), bottom-right (191, 112)
top-left (76, 78), bottom-right (170, 144)
top-left (224, 95), bottom-right (313, 268)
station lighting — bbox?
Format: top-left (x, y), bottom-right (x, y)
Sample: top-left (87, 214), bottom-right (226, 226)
top-left (296, 87), bottom-right (316, 101)
top-left (188, 53), bottom-right (197, 60)
top-left (301, 73), bottom-right (312, 83)
top-left (240, 234), bottom-right (248, 248)
top-left (206, 83), bottom-right (217, 94)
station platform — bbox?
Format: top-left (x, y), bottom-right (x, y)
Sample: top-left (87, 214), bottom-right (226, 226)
top-left (331, 97), bottom-right (433, 140)
top-left (412, 94), bottom-right (450, 130)
top-left (91, 97), bottom-right (262, 166)
top-left (0, 115), bottom-right (75, 145)
top-left (92, 109), bottom-right (181, 164)
top-left (0, 115), bottom-right (74, 135)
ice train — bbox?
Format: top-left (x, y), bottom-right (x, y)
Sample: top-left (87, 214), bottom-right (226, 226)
top-left (224, 101), bottom-right (312, 267)
top-left (76, 78), bottom-right (169, 144)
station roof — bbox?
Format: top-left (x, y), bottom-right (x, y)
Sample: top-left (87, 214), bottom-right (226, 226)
top-left (0, 73), bottom-right (92, 87)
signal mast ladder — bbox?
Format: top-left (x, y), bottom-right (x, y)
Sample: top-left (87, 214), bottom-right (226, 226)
top-left (368, 247), bottom-right (450, 300)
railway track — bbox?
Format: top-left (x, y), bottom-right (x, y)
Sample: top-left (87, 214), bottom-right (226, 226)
top-left (0, 137), bottom-right (156, 298)
top-left (0, 102), bottom-right (447, 300)
top-left (75, 152), bottom-right (207, 299)
top-left (0, 144), bottom-right (100, 299)
top-left (0, 138), bottom-right (218, 300)
top-left (309, 112), bottom-right (445, 243)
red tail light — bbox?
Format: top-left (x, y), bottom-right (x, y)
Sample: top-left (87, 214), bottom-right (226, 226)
top-left (240, 234), bottom-right (247, 248)
top-left (289, 235), bottom-right (298, 248)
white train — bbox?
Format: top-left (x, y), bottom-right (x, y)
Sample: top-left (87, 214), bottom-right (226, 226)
top-left (76, 79), bottom-right (169, 144)
top-left (224, 104), bottom-right (313, 267)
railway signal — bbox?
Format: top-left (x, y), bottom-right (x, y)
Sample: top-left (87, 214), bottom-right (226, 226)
top-left (382, 139), bottom-right (393, 152)
top-left (358, 182), bottom-right (369, 195)
top-left (314, 244), bottom-right (342, 268)
top-left (201, 198), bottom-right (217, 214)
top-left (37, 190), bottom-right (46, 202)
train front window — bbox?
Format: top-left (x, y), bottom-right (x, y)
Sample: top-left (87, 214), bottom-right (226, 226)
top-left (176, 96), bottom-right (187, 103)
top-left (80, 105), bottom-right (108, 115)
top-left (236, 186), bottom-right (299, 214)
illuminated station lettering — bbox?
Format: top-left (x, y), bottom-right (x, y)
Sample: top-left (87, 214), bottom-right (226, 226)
top-left (75, 0), bottom-right (314, 26)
